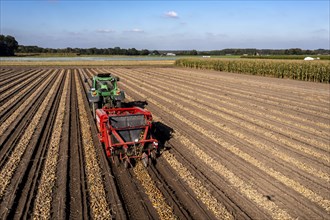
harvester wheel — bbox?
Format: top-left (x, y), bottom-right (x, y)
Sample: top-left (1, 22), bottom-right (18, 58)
top-left (141, 152), bottom-right (148, 167)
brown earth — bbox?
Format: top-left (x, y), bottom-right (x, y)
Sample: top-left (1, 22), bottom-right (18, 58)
top-left (0, 66), bottom-right (329, 220)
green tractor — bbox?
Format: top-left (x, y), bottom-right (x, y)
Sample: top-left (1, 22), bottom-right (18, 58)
top-left (87, 73), bottom-right (125, 117)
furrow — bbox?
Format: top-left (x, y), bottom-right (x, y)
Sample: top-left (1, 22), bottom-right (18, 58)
top-left (133, 162), bottom-right (177, 220)
top-left (0, 69), bottom-right (34, 87)
top-left (152, 68), bottom-right (330, 127)
top-left (0, 69), bottom-right (37, 96)
top-left (118, 70), bottom-right (330, 181)
top-left (155, 68), bottom-right (330, 117)
top-left (0, 71), bottom-right (63, 198)
top-left (162, 151), bottom-right (233, 219)
top-left (130, 68), bottom-right (328, 141)
top-left (118, 78), bottom-right (330, 214)
top-left (168, 67), bottom-right (329, 107)
top-left (74, 71), bottom-right (111, 219)
top-left (123, 91), bottom-right (293, 220)
top-left (32, 71), bottom-right (69, 219)
top-left (0, 69), bottom-right (52, 116)
top-left (125, 94), bottom-right (232, 219)
top-left (123, 69), bottom-right (329, 153)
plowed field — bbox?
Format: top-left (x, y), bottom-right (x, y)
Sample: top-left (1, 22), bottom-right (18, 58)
top-left (0, 67), bottom-right (329, 220)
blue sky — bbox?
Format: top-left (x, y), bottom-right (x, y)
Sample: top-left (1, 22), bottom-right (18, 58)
top-left (1, 0), bottom-right (329, 50)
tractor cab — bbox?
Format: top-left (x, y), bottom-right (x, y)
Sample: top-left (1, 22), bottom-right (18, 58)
top-left (87, 73), bottom-right (125, 118)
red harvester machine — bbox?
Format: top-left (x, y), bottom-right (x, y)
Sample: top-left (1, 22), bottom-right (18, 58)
top-left (96, 107), bottom-right (158, 168)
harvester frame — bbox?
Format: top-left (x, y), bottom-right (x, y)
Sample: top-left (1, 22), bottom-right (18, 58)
top-left (96, 107), bottom-right (158, 168)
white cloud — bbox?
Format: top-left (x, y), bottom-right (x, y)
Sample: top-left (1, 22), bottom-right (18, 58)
top-left (129, 28), bottom-right (144, 33)
top-left (205, 32), bottom-right (228, 38)
top-left (165, 11), bottom-right (178, 18)
top-left (96, 29), bottom-right (115, 33)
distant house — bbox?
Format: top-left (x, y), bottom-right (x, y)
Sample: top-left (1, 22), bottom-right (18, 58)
top-left (304, 57), bottom-right (314, 61)
top-left (166, 53), bottom-right (176, 56)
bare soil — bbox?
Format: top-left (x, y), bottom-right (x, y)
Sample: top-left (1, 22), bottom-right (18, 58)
top-left (0, 66), bottom-right (329, 219)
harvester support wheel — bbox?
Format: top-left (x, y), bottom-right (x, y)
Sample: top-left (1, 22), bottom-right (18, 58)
top-left (92, 102), bottom-right (98, 119)
top-left (124, 158), bottom-right (130, 169)
top-left (151, 150), bottom-right (157, 160)
top-left (141, 152), bottom-right (148, 167)
top-left (111, 156), bottom-right (119, 166)
top-left (149, 150), bottom-right (157, 166)
top-left (115, 100), bottom-right (122, 108)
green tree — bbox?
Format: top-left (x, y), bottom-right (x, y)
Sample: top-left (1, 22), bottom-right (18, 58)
top-left (152, 50), bottom-right (160, 55)
top-left (190, 50), bottom-right (198, 55)
top-left (127, 48), bottom-right (139, 55)
top-left (0, 35), bottom-right (18, 56)
top-left (140, 49), bottom-right (150, 55)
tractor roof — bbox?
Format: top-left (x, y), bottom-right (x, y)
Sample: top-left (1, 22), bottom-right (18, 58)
top-left (96, 73), bottom-right (112, 77)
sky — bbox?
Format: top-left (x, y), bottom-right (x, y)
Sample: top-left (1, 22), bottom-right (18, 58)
top-left (0, 0), bottom-right (329, 50)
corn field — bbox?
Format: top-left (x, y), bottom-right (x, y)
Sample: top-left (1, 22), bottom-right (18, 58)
top-left (241, 55), bottom-right (330, 60)
top-left (175, 58), bottom-right (330, 83)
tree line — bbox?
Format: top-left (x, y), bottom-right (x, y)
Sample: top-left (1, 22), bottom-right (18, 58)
top-left (197, 48), bottom-right (330, 56)
top-left (16, 46), bottom-right (329, 56)
top-left (1, 35), bottom-right (329, 56)
top-left (17, 45), bottom-right (158, 56)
